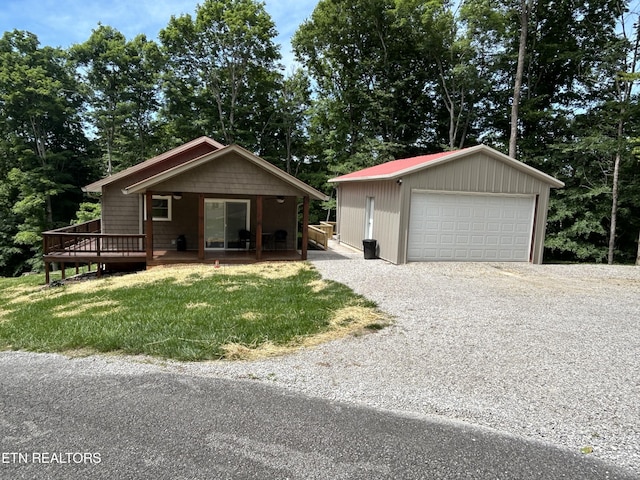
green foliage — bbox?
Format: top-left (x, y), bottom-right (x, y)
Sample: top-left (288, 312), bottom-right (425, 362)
top-left (293, 0), bottom-right (435, 175)
top-left (546, 187), bottom-right (611, 262)
top-left (159, 0), bottom-right (282, 152)
top-left (71, 25), bottom-right (164, 174)
top-left (270, 69), bottom-right (312, 174)
top-left (72, 202), bottom-right (101, 224)
top-left (0, 30), bottom-right (97, 275)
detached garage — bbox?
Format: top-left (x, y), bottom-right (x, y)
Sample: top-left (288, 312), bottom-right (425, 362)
top-left (329, 145), bottom-right (564, 264)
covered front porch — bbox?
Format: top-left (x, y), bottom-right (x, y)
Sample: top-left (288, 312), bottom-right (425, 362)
top-left (139, 191), bottom-right (311, 264)
top-left (42, 207), bottom-right (311, 284)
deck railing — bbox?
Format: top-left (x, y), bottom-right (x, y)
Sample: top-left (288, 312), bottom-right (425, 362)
top-left (308, 222), bottom-right (335, 250)
top-left (43, 219), bottom-right (145, 257)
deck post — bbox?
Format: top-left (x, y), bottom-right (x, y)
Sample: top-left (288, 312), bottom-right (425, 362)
top-left (301, 195), bottom-right (309, 260)
top-left (43, 235), bottom-right (50, 284)
top-left (145, 191), bottom-right (153, 262)
top-left (256, 195), bottom-right (263, 261)
top-left (198, 194), bottom-right (205, 260)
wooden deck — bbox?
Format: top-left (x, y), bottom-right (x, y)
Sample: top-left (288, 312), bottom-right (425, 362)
top-left (44, 248), bottom-right (303, 281)
top-left (43, 219), bottom-right (307, 284)
top-left (148, 249), bottom-right (303, 266)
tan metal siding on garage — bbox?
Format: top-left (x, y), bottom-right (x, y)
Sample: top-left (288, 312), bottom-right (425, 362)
top-left (335, 151), bottom-right (555, 264)
top-left (336, 180), bottom-right (402, 264)
top-left (397, 153), bottom-right (552, 264)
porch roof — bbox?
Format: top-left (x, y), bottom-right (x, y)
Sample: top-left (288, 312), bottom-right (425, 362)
top-left (121, 144), bottom-right (328, 201)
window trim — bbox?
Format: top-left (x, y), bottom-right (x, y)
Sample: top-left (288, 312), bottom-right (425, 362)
top-left (143, 195), bottom-right (172, 221)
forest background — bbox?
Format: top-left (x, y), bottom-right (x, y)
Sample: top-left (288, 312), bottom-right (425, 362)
top-left (0, 0), bottom-right (639, 276)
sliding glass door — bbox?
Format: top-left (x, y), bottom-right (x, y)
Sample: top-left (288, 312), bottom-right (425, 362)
top-left (204, 199), bottom-right (250, 250)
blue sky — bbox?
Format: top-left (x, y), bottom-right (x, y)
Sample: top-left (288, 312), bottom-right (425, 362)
top-left (0, 0), bottom-right (318, 69)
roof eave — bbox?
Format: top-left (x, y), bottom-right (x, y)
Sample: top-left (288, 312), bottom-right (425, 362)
top-left (478, 146), bottom-right (565, 188)
top-left (329, 174), bottom-right (399, 183)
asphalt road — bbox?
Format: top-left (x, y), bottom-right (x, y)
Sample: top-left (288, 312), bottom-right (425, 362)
top-left (0, 354), bottom-right (635, 480)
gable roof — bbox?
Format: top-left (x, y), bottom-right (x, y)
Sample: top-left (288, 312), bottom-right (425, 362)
top-left (83, 136), bottom-right (225, 193)
top-left (328, 145), bottom-right (564, 188)
top-left (121, 144), bottom-right (328, 201)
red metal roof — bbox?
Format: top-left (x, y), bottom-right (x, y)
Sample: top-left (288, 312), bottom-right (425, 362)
top-left (330, 150), bottom-right (466, 182)
top-left (328, 145), bottom-right (565, 188)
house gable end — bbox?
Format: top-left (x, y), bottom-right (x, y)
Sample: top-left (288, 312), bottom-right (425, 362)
top-left (83, 137), bottom-right (224, 193)
top-left (123, 145), bottom-right (328, 200)
top-left (329, 145), bottom-right (563, 189)
top-left (146, 151), bottom-right (307, 197)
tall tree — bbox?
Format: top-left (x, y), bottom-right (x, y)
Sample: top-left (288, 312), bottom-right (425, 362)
top-left (544, 2), bottom-right (639, 264)
top-left (72, 25), bottom-right (163, 175)
top-left (273, 69), bottom-right (311, 175)
top-left (607, 7), bottom-right (639, 264)
top-left (397, 0), bottom-right (496, 150)
top-left (508, 0), bottom-right (532, 158)
top-left (159, 0), bottom-right (282, 153)
top-left (294, 0), bottom-right (436, 177)
top-left (0, 30), bottom-right (96, 274)
top-left (116, 34), bottom-right (164, 169)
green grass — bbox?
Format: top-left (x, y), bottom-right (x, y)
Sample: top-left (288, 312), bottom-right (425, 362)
top-left (0, 263), bottom-right (386, 361)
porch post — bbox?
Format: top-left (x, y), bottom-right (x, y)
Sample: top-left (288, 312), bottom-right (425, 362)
top-left (145, 191), bottom-right (153, 263)
top-left (301, 195), bottom-right (309, 260)
top-left (198, 194), bottom-right (205, 260)
top-left (256, 195), bottom-right (263, 261)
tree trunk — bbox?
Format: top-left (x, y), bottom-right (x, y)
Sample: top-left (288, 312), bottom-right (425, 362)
top-left (106, 140), bottom-right (113, 177)
top-left (30, 116), bottom-right (54, 227)
top-left (607, 148), bottom-right (621, 265)
top-left (610, 15), bottom-right (640, 265)
top-left (636, 230), bottom-right (640, 266)
top-left (509, 0), bottom-right (531, 159)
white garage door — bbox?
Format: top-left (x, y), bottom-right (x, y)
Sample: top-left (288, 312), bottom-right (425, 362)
top-left (408, 192), bottom-right (535, 262)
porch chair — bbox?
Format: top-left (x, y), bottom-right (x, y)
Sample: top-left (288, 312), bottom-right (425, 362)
top-left (274, 229), bottom-right (287, 250)
top-left (238, 229), bottom-right (255, 250)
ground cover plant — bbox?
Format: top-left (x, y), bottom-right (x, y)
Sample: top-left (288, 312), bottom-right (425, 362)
top-left (0, 263), bottom-right (387, 361)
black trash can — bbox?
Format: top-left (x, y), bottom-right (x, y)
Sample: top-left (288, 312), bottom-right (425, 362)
top-left (176, 234), bottom-right (187, 252)
top-left (362, 239), bottom-right (377, 259)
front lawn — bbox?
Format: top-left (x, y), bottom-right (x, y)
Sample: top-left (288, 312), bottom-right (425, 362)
top-left (0, 263), bottom-right (387, 361)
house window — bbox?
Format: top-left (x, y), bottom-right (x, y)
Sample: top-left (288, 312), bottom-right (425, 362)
top-left (144, 195), bottom-right (172, 221)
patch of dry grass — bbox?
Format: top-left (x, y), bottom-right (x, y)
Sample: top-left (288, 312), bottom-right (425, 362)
top-left (0, 262), bottom-right (389, 362)
top-left (221, 303), bottom-right (389, 361)
top-left (52, 299), bottom-right (121, 318)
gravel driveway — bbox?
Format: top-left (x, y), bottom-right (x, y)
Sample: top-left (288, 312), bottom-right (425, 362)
top-left (198, 243), bottom-right (640, 474)
top-left (8, 243), bottom-right (639, 474)
top-left (305, 245), bottom-right (640, 474)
